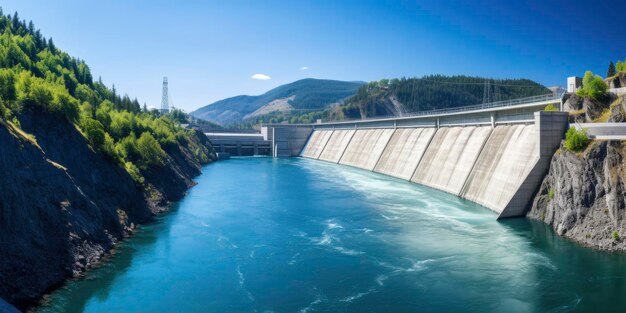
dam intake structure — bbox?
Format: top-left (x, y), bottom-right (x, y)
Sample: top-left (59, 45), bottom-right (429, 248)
top-left (262, 94), bottom-right (569, 218)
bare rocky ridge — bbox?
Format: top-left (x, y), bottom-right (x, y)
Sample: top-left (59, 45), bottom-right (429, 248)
top-left (0, 108), bottom-right (215, 310)
top-left (243, 96), bottom-right (295, 120)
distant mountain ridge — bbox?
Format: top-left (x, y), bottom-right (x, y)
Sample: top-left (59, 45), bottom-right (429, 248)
top-left (191, 78), bottom-right (365, 125)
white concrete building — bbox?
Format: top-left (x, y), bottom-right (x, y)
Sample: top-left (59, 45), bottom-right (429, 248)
top-left (567, 76), bottom-right (582, 92)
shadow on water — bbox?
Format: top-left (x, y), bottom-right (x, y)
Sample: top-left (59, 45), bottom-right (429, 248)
top-left (498, 218), bottom-right (626, 312)
top-left (36, 203), bottom-right (181, 313)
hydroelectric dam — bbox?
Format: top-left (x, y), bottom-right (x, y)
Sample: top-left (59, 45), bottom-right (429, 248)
top-left (261, 94), bottom-right (569, 219)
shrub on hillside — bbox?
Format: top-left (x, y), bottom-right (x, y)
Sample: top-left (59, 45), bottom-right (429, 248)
top-left (115, 134), bottom-right (139, 161)
top-left (80, 117), bottom-right (105, 149)
top-left (576, 71), bottom-right (607, 101)
top-left (137, 132), bottom-right (166, 168)
top-left (564, 127), bottom-right (590, 152)
top-left (124, 161), bottom-right (144, 185)
top-left (613, 231), bottom-right (620, 242)
top-left (544, 104), bottom-right (559, 112)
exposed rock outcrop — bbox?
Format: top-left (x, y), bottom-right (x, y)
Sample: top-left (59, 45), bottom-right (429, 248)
top-left (608, 95), bottom-right (626, 123)
top-left (562, 93), bottom-right (611, 122)
top-left (0, 108), bottom-right (215, 310)
top-left (528, 141), bottom-right (626, 251)
top-left (605, 72), bottom-right (626, 89)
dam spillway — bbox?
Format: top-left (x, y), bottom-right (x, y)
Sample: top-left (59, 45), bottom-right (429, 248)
top-left (461, 125), bottom-right (539, 212)
top-left (291, 111), bottom-right (569, 218)
top-left (411, 126), bottom-right (492, 195)
top-left (265, 96), bottom-right (569, 218)
top-left (373, 128), bottom-right (436, 180)
top-left (338, 129), bottom-right (396, 170)
top-left (301, 125), bottom-right (536, 217)
top-left (300, 130), bottom-right (334, 159)
top-left (317, 130), bottom-right (355, 162)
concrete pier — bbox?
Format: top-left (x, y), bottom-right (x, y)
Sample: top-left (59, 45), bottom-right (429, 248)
top-left (205, 132), bottom-right (271, 156)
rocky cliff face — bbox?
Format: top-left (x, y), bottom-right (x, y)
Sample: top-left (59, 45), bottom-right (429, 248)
top-left (528, 140), bottom-right (626, 251)
top-left (563, 93), bottom-right (611, 122)
top-left (0, 109), bottom-right (215, 310)
top-left (605, 72), bottom-right (626, 89)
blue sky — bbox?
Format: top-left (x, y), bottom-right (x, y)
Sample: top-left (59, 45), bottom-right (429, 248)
top-left (3, 0), bottom-right (625, 111)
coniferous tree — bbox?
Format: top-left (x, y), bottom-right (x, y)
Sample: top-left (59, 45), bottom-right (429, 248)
top-left (47, 38), bottom-right (56, 52)
top-left (608, 61), bottom-right (617, 77)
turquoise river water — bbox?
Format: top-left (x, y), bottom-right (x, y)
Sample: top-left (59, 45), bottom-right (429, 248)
top-left (37, 157), bottom-right (626, 313)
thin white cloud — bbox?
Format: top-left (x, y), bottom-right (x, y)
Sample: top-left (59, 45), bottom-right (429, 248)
top-left (251, 73), bottom-right (271, 80)
top-left (300, 66), bottom-right (309, 70)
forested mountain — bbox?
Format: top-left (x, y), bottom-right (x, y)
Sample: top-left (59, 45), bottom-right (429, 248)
top-left (0, 9), bottom-right (216, 309)
top-left (0, 9), bottom-right (214, 174)
top-left (191, 78), bottom-right (365, 125)
top-left (331, 75), bottom-right (551, 119)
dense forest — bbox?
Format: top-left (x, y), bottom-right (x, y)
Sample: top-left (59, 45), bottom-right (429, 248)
top-left (333, 75), bottom-right (551, 119)
top-left (0, 10), bottom-right (212, 183)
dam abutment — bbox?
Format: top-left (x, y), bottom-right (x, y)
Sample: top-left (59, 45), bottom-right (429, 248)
top-left (496, 111), bottom-right (569, 218)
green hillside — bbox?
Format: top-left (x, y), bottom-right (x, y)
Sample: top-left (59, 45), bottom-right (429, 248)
top-left (0, 10), bottom-right (214, 182)
top-left (331, 75), bottom-right (551, 119)
top-left (191, 78), bottom-right (365, 125)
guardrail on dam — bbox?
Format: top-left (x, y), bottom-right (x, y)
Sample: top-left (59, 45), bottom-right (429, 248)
top-left (261, 94), bottom-right (569, 218)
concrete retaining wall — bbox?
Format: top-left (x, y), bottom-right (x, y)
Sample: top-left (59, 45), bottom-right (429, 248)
top-left (571, 123), bottom-right (626, 140)
top-left (271, 126), bottom-right (313, 157)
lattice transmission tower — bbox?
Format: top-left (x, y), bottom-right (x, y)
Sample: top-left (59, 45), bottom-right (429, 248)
top-left (161, 77), bottom-right (169, 114)
top-left (482, 79), bottom-right (491, 104)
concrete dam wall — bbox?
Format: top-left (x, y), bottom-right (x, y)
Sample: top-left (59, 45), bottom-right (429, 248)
top-left (411, 126), bottom-right (492, 195)
top-left (461, 125), bottom-right (539, 212)
top-left (298, 112), bottom-right (568, 218)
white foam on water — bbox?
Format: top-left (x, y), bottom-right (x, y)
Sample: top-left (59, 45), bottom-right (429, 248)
top-left (216, 234), bottom-right (238, 249)
top-left (316, 231), bottom-right (334, 245)
top-left (236, 265), bottom-right (245, 287)
top-left (293, 231), bottom-right (308, 238)
top-left (373, 256), bottom-right (455, 286)
top-left (380, 214), bottom-right (399, 221)
top-left (297, 294), bottom-right (324, 313)
top-left (288, 253), bottom-right (300, 265)
top-left (296, 156), bottom-right (548, 297)
top-left (339, 287), bottom-right (376, 303)
top-left (326, 219), bottom-right (343, 230)
top-left (310, 220), bottom-right (365, 256)
top-left (236, 265), bottom-right (255, 301)
top-left (334, 246), bottom-right (365, 256)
